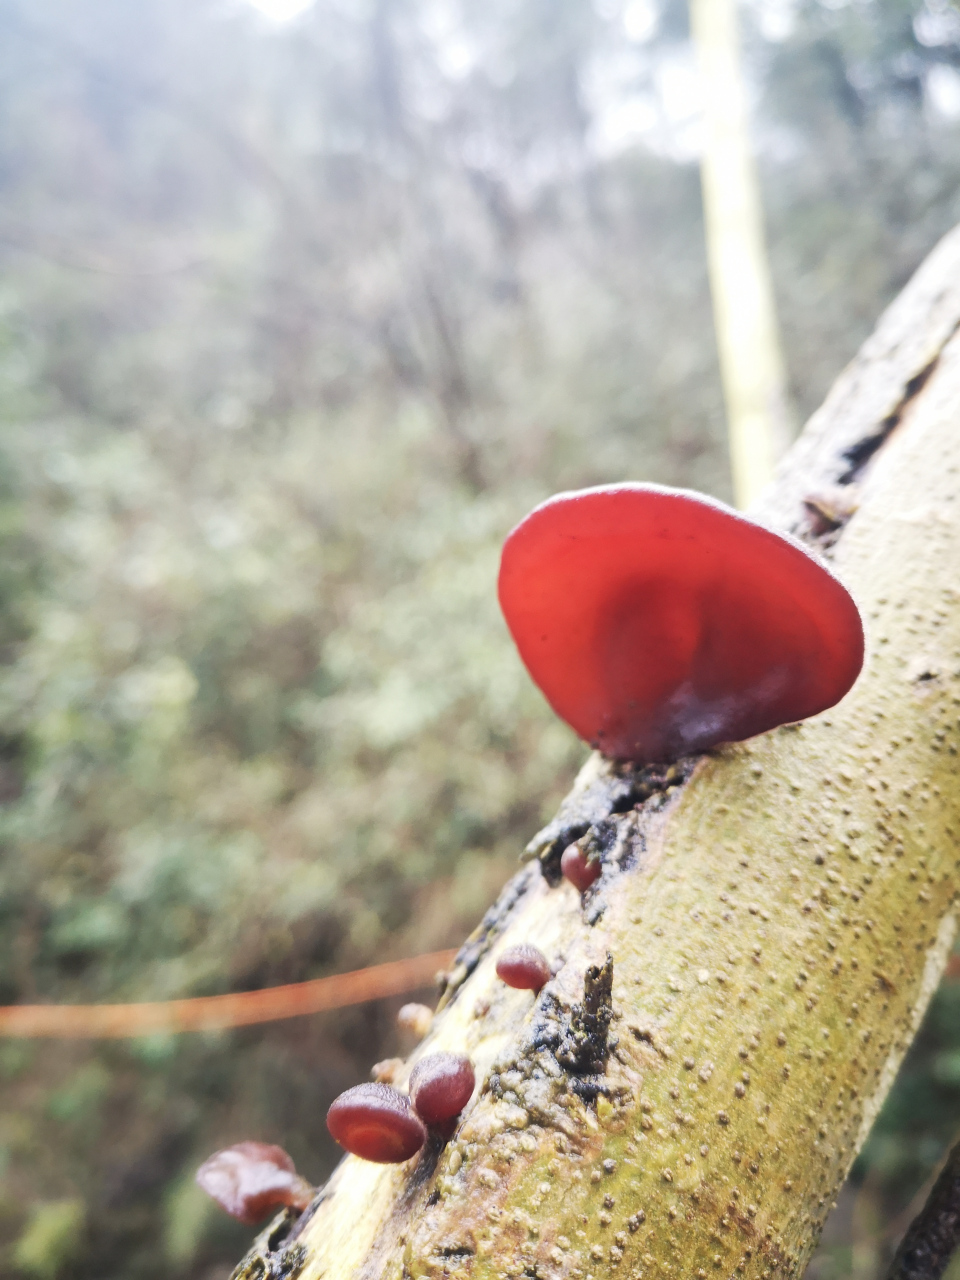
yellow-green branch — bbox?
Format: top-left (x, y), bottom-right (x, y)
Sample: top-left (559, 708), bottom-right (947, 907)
top-left (231, 226), bottom-right (960, 1280)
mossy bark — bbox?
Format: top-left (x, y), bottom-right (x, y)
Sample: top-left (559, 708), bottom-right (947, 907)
top-left (232, 226), bottom-right (960, 1280)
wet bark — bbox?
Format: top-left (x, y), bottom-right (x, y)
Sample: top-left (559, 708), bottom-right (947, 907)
top-left (230, 224), bottom-right (960, 1280)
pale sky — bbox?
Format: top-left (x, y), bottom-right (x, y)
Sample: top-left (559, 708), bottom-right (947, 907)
top-left (244, 0), bottom-right (316, 22)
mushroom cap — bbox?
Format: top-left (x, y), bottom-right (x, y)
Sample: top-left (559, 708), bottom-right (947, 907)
top-left (195, 1141), bottom-right (312, 1224)
top-left (409, 1052), bottom-right (476, 1126)
top-left (495, 943), bottom-right (552, 992)
top-left (326, 1082), bottom-right (427, 1163)
top-left (498, 483), bottom-right (864, 762)
top-left (560, 843), bottom-right (602, 894)
top-left (396, 1002), bottom-right (433, 1040)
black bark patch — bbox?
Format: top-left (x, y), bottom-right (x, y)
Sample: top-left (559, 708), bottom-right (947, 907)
top-left (522, 953), bottom-right (614, 1079)
top-left (579, 813), bottom-right (647, 924)
top-left (838, 359), bottom-right (939, 485)
top-left (229, 1214), bottom-right (308, 1280)
top-left (274, 1245), bottom-right (307, 1279)
top-left (487, 955), bottom-right (616, 1122)
top-left (435, 1243), bottom-right (475, 1259)
top-left (437, 861), bottom-right (541, 1005)
top-left (555, 953), bottom-right (614, 1075)
top-left (528, 758), bottom-right (694, 883)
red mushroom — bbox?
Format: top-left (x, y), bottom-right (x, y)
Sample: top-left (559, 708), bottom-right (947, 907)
top-left (409, 1052), bottom-right (475, 1129)
top-left (498, 483), bottom-right (864, 763)
top-left (326, 1082), bottom-right (427, 1163)
top-left (195, 1141), bottom-right (314, 1225)
top-left (496, 943), bottom-right (552, 992)
top-left (561, 842), bottom-right (602, 893)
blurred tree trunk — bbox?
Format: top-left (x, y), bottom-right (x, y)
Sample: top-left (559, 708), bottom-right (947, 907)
top-left (231, 226), bottom-right (960, 1280)
top-left (691, 0), bottom-right (793, 507)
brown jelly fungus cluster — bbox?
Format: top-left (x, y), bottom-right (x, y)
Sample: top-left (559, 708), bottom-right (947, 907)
top-left (498, 483), bottom-right (864, 763)
top-left (495, 943), bottom-right (552, 992)
top-left (195, 1141), bottom-right (314, 1224)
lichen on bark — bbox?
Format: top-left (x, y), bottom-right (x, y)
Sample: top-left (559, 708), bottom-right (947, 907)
top-left (230, 226), bottom-right (960, 1280)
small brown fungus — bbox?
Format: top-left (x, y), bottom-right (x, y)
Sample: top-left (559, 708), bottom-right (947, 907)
top-left (195, 1141), bottom-right (314, 1224)
top-left (326, 1082), bottom-right (427, 1163)
top-left (561, 841), bottom-right (602, 893)
top-left (495, 943), bottom-right (552, 992)
top-left (409, 1052), bottom-right (476, 1127)
top-left (370, 1057), bottom-right (404, 1083)
top-left (397, 1002), bottom-right (433, 1039)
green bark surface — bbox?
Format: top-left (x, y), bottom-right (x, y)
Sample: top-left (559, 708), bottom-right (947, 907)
top-left (232, 226), bottom-right (960, 1280)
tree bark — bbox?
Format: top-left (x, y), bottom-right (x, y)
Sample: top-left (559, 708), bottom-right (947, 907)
top-left (231, 225), bottom-right (960, 1280)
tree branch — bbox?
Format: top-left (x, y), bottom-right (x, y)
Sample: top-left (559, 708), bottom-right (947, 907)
top-left (229, 223), bottom-right (960, 1280)
top-left (886, 1138), bottom-right (960, 1280)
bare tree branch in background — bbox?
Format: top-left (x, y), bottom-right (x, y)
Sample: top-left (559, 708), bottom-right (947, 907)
top-left (885, 1138), bottom-right (960, 1280)
top-left (691, 0), bottom-right (793, 507)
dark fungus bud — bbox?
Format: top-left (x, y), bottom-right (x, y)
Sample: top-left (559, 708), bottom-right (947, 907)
top-left (409, 1052), bottom-right (476, 1127)
top-left (496, 943), bottom-right (552, 992)
top-left (561, 842), bottom-right (602, 893)
top-left (326, 1082), bottom-right (427, 1163)
top-left (195, 1141), bottom-right (314, 1224)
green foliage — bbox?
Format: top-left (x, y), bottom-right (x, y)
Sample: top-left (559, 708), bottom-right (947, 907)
top-left (162, 1175), bottom-right (215, 1269)
top-left (13, 1200), bottom-right (85, 1280)
top-left (0, 0), bottom-right (957, 1275)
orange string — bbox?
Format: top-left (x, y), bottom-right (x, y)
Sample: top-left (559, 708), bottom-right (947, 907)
top-left (5, 948), bottom-right (953, 1038)
top-left (0, 949), bottom-right (457, 1039)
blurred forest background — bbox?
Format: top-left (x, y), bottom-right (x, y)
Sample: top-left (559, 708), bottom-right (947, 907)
top-left (0, 0), bottom-right (960, 1275)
